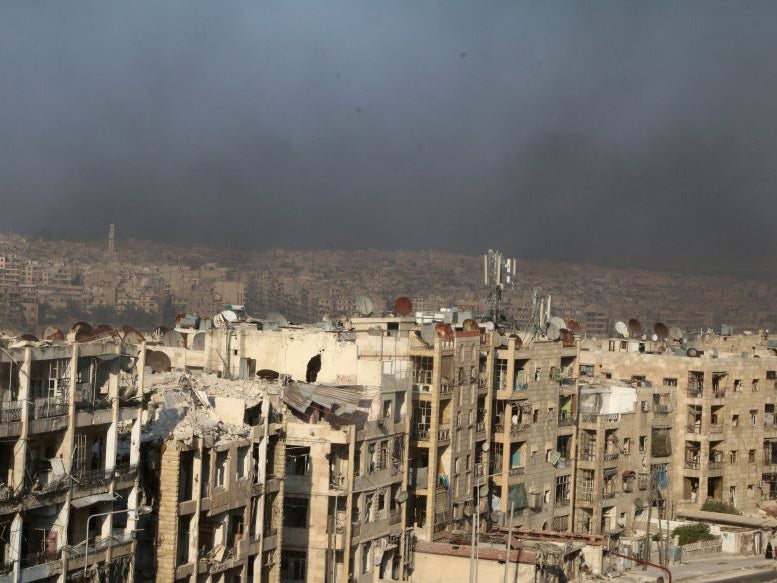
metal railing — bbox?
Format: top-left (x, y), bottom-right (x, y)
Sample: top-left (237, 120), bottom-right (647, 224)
top-left (0, 402), bottom-right (22, 423)
top-left (508, 467), bottom-right (525, 477)
top-left (684, 460), bottom-right (701, 470)
top-left (21, 548), bottom-right (60, 568)
top-left (603, 452), bottom-right (620, 462)
top-left (33, 400), bottom-right (68, 419)
top-left (72, 467), bottom-right (113, 488)
top-left (558, 413), bottom-right (575, 427)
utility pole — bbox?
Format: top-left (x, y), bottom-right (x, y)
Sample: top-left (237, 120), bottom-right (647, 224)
top-left (643, 466), bottom-right (662, 569)
top-left (503, 502), bottom-right (515, 583)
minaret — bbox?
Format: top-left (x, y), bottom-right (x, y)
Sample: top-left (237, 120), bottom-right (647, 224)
top-left (108, 224), bottom-right (115, 256)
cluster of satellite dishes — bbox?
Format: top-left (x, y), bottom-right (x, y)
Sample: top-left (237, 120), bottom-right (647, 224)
top-left (612, 319), bottom-right (685, 343)
top-left (353, 295), bottom-right (414, 317)
top-left (19, 322), bottom-right (146, 345)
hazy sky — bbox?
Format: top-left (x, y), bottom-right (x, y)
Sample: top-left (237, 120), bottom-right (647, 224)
top-left (2, 1), bottom-right (777, 272)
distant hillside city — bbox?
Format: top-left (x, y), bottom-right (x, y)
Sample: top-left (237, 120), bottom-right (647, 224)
top-left (0, 227), bottom-right (775, 336)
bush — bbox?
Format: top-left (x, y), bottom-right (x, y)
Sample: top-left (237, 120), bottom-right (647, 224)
top-left (672, 522), bottom-right (717, 546)
top-left (701, 499), bottom-right (740, 515)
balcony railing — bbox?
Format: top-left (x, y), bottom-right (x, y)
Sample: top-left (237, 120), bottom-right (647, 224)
top-left (709, 424), bottom-right (724, 434)
top-left (686, 424), bottom-right (702, 434)
top-left (413, 427), bottom-right (430, 440)
top-left (475, 422), bottom-right (485, 434)
top-left (581, 414), bottom-right (598, 424)
top-left (579, 452), bottom-right (596, 462)
top-left (437, 426), bottom-right (451, 441)
top-left (389, 509), bottom-right (401, 524)
top-left (713, 389), bottom-right (726, 399)
top-left (709, 460), bottom-right (725, 470)
top-left (603, 452), bottom-right (620, 462)
top-left (0, 402), bottom-right (22, 423)
top-left (687, 388), bottom-right (703, 398)
top-left (33, 400), bottom-right (68, 419)
top-left (72, 467), bottom-right (113, 488)
top-left (558, 413), bottom-right (575, 427)
top-left (508, 467), bottom-right (525, 477)
top-left (21, 548), bottom-right (60, 568)
top-left (684, 460), bottom-right (701, 470)
top-left (602, 491), bottom-right (616, 500)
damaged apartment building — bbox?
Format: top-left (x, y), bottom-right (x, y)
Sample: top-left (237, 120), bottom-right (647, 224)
top-left (0, 328), bottom-right (143, 583)
top-left (148, 312), bottom-right (413, 583)
top-left (148, 304), bottom-right (585, 580)
top-left (578, 331), bottom-right (777, 537)
top-left (137, 371), bottom-right (286, 583)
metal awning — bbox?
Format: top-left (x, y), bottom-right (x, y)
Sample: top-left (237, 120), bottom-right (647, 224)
top-left (71, 493), bottom-right (115, 508)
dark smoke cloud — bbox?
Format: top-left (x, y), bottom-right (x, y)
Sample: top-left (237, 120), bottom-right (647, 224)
top-left (1, 1), bottom-right (776, 273)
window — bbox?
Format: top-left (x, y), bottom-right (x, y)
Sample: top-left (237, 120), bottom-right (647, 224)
top-left (639, 436), bottom-right (647, 453)
top-left (368, 443), bottom-right (376, 472)
top-left (215, 451), bottom-right (228, 489)
top-left (734, 379), bottom-right (743, 392)
top-left (730, 450), bottom-right (738, 464)
top-left (732, 414), bottom-right (739, 427)
top-left (383, 400), bottom-right (393, 419)
top-left (281, 551), bottom-right (307, 582)
top-left (663, 378), bottom-right (677, 387)
top-left (623, 438), bottom-right (631, 455)
top-left (749, 450), bottom-right (756, 463)
top-left (532, 409), bottom-right (539, 423)
top-left (753, 379), bottom-right (760, 392)
top-left (534, 367), bottom-right (543, 382)
top-left (751, 410), bottom-right (759, 426)
top-left (285, 447), bottom-right (311, 476)
top-left (237, 446), bottom-right (249, 479)
top-left (284, 498), bottom-right (309, 528)
top-left (544, 490), bottom-right (551, 504)
top-left (555, 475), bottom-right (570, 502)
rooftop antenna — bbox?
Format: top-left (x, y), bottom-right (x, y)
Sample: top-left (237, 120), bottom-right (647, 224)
top-left (483, 249), bottom-right (516, 323)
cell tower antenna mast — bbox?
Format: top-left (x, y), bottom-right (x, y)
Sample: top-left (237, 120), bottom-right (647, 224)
top-left (483, 249), bottom-right (516, 323)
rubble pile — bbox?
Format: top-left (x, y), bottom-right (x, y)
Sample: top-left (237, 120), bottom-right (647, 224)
top-left (142, 371), bottom-right (275, 446)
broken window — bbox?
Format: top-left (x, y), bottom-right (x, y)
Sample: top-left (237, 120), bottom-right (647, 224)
top-left (215, 451), bottom-right (228, 489)
top-left (305, 355), bottom-right (321, 383)
top-left (285, 446), bottom-right (311, 476)
top-left (284, 498), bottom-right (309, 528)
top-left (237, 446), bottom-right (249, 479)
top-left (281, 550), bottom-right (307, 582)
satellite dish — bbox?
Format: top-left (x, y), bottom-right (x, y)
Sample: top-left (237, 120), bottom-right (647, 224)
top-left (43, 327), bottom-right (65, 341)
top-left (435, 323), bottom-right (454, 340)
top-left (394, 296), bottom-right (413, 316)
top-left (651, 334), bottom-right (659, 342)
top-left (396, 491), bottom-right (408, 503)
top-left (566, 319), bottom-right (581, 334)
top-left (481, 442), bottom-right (490, 452)
top-left (221, 310), bottom-right (239, 323)
top-left (462, 319), bottom-right (480, 332)
top-left (614, 321), bottom-right (628, 338)
top-left (266, 312), bottom-right (289, 327)
top-left (627, 319), bottom-right (642, 337)
top-left (669, 326), bottom-right (683, 341)
top-left (355, 295), bottom-right (374, 316)
top-left (686, 348), bottom-right (699, 357)
top-left (546, 324), bottom-right (561, 341)
top-left (420, 324), bottom-right (435, 345)
top-left (653, 322), bottom-right (669, 340)
top-left (549, 316), bottom-right (567, 331)
top-left (19, 333), bottom-right (38, 342)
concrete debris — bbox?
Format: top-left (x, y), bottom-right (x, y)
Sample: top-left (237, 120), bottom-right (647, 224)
top-left (142, 371), bottom-right (275, 446)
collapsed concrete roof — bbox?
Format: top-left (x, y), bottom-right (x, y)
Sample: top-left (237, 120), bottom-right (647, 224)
top-left (142, 371), bottom-right (277, 446)
top-left (281, 381), bottom-right (377, 427)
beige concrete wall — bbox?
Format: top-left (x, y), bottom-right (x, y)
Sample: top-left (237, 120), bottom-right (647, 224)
top-left (411, 551), bottom-right (534, 583)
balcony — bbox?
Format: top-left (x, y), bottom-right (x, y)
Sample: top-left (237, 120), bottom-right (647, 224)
top-left (709, 424), bottom-right (724, 434)
top-left (602, 491), bottom-right (616, 500)
top-left (72, 467), bottom-right (113, 492)
top-left (708, 460), bottom-right (725, 471)
top-left (439, 383), bottom-right (453, 397)
top-left (389, 508), bottom-right (402, 525)
top-left (603, 452), bottom-right (620, 463)
top-left (686, 424), bottom-right (702, 434)
top-left (766, 421), bottom-right (777, 432)
top-left (684, 460), bottom-right (701, 470)
top-left (713, 389), bottom-right (726, 399)
top-left (413, 427), bottom-right (431, 441)
top-left (437, 426), bottom-right (452, 442)
top-left (687, 388), bottom-right (703, 399)
top-left (508, 467), bottom-right (525, 477)
top-left (558, 413), bottom-right (575, 427)
top-left (33, 400), bottom-right (68, 419)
